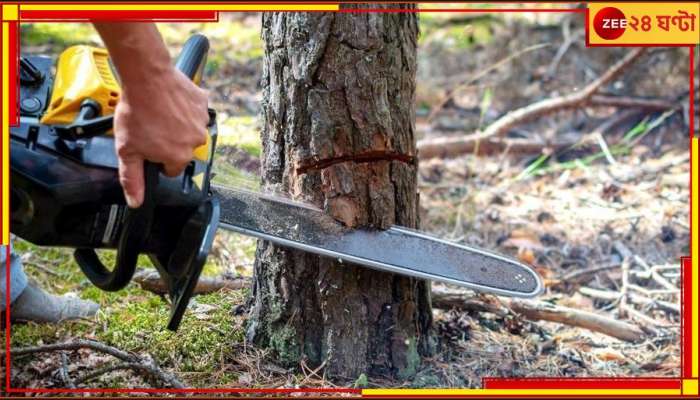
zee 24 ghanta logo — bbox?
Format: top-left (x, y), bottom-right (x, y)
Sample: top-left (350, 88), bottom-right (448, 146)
top-left (593, 6), bottom-right (696, 40)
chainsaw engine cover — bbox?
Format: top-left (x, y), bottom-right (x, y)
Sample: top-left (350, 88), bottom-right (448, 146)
top-left (11, 39), bottom-right (218, 331)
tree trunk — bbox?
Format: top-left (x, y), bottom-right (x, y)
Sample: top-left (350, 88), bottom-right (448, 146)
top-left (247, 4), bottom-right (433, 379)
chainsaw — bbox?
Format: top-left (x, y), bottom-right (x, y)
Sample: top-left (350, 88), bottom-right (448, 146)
top-left (10, 35), bottom-right (543, 331)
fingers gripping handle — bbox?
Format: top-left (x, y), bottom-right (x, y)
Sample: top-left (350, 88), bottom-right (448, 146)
top-left (75, 36), bottom-right (210, 292)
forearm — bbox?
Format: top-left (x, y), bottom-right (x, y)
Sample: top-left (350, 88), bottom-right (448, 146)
top-left (93, 23), bottom-right (171, 86)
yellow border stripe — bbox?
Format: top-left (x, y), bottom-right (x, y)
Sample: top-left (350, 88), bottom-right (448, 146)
top-left (362, 389), bottom-right (681, 396)
top-left (21, 4), bottom-right (339, 11)
top-left (2, 22), bottom-right (8, 245)
top-left (693, 137), bottom-right (699, 378)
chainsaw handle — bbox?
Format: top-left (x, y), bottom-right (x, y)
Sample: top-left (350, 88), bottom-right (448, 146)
top-left (74, 162), bottom-right (159, 291)
top-left (175, 34), bottom-right (209, 84)
top-left (74, 35), bottom-right (209, 292)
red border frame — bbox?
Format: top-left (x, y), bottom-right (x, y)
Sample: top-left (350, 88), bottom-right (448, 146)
top-left (2, 2), bottom-right (697, 396)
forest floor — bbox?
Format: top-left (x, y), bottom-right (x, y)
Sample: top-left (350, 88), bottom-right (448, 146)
top-left (3, 5), bottom-right (698, 393)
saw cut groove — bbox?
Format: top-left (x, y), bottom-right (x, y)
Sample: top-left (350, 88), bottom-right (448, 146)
top-left (296, 150), bottom-right (416, 174)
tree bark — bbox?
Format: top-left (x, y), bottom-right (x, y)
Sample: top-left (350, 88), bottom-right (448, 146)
top-left (248, 4), bottom-right (434, 379)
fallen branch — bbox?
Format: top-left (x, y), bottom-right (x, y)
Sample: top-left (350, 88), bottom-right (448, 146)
top-left (4, 339), bottom-right (184, 389)
top-left (430, 289), bottom-right (509, 316)
top-left (580, 286), bottom-right (680, 315)
top-left (133, 270), bottom-right (249, 296)
top-left (417, 136), bottom-right (577, 159)
top-left (455, 48), bottom-right (648, 144)
top-left (619, 257), bottom-right (631, 318)
top-left (507, 299), bottom-right (645, 342)
top-left (556, 262), bottom-right (620, 285)
top-left (589, 94), bottom-right (677, 110)
top-left (73, 362), bottom-right (168, 386)
top-left (431, 289), bottom-right (645, 342)
top-left (59, 352), bottom-right (75, 389)
top-left (417, 93), bottom-right (669, 160)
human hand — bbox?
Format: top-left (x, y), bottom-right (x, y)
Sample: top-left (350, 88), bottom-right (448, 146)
top-left (93, 23), bottom-right (209, 208)
top-left (113, 67), bottom-right (209, 208)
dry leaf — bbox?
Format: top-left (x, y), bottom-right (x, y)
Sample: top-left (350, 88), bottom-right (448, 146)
top-left (518, 248), bottom-right (536, 264)
top-left (593, 349), bottom-right (626, 362)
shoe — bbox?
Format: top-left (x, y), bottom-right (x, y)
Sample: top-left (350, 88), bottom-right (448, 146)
top-left (10, 282), bottom-right (99, 323)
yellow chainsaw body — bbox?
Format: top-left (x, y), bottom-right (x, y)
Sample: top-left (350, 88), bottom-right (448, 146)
top-left (41, 45), bottom-right (120, 127)
top-left (40, 45), bottom-right (210, 161)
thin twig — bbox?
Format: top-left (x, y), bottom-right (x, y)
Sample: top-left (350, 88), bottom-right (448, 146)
top-left (417, 136), bottom-right (578, 160)
top-left (59, 352), bottom-right (76, 389)
top-left (298, 358), bottom-right (328, 387)
top-left (596, 132), bottom-right (617, 165)
top-left (23, 261), bottom-right (61, 277)
top-left (545, 23), bottom-right (582, 80)
top-left (4, 339), bottom-right (184, 389)
top-left (580, 286), bottom-right (680, 314)
top-left (628, 284), bottom-right (679, 296)
top-left (73, 362), bottom-right (171, 386)
top-left (557, 262), bottom-right (620, 284)
top-left (622, 304), bottom-right (667, 333)
top-left (619, 257), bottom-right (631, 319)
top-left (589, 94), bottom-right (678, 110)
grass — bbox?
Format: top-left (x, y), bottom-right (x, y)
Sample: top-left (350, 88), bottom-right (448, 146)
top-left (211, 115), bottom-right (262, 190)
top-left (8, 236), bottom-right (253, 387)
top-left (218, 115), bottom-right (262, 157)
top-left (517, 110), bottom-right (678, 180)
top-left (20, 23), bottom-right (99, 47)
top-left (419, 20), bottom-right (495, 51)
top-left (157, 19), bottom-right (263, 74)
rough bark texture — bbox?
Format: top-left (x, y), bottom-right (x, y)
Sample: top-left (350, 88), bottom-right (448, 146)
top-left (248, 4), bottom-right (434, 379)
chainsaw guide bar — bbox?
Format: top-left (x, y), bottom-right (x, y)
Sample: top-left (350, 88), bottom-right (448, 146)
top-left (213, 184), bottom-right (543, 298)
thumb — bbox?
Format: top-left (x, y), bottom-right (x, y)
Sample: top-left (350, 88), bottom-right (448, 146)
top-left (118, 155), bottom-right (145, 208)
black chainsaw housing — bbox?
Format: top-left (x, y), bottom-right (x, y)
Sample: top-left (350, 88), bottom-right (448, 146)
top-left (10, 36), bottom-right (219, 331)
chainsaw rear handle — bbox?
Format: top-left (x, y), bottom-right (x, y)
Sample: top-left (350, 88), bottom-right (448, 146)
top-left (175, 34), bottom-right (209, 84)
top-left (75, 34), bottom-right (210, 292)
top-left (74, 163), bottom-right (159, 290)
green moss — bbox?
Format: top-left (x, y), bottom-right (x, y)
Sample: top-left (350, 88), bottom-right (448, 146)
top-left (95, 288), bottom-right (247, 382)
top-left (397, 336), bottom-right (421, 380)
top-left (410, 369), bottom-right (442, 388)
top-left (268, 325), bottom-right (301, 367)
top-left (354, 373), bottom-right (369, 388)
